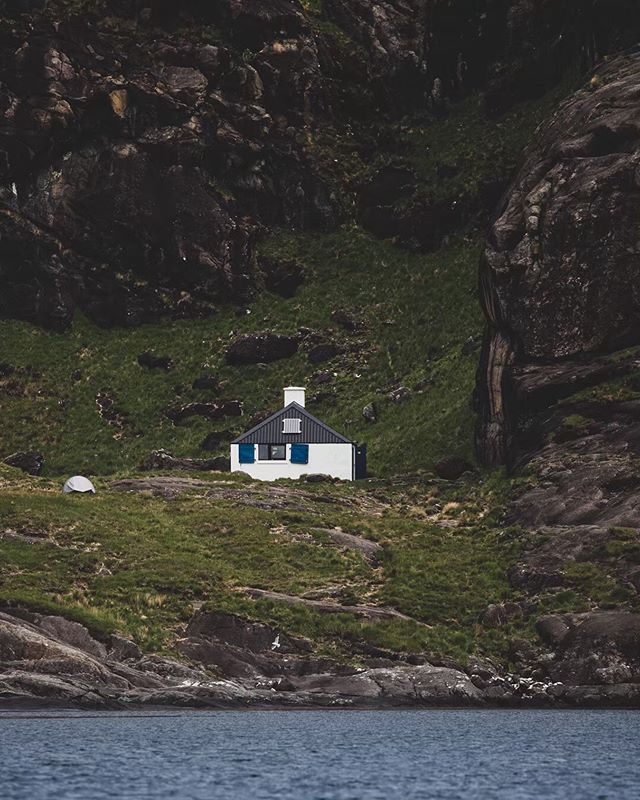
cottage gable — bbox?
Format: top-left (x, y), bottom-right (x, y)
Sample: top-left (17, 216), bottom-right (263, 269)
top-left (231, 402), bottom-right (352, 445)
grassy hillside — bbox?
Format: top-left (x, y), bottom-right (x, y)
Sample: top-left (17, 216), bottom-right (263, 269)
top-left (0, 465), bottom-right (523, 664)
top-left (3, 464), bottom-right (634, 667)
top-left (0, 229), bottom-right (481, 478)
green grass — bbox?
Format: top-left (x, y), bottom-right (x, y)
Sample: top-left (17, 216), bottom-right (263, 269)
top-left (1, 460), bottom-right (635, 666)
top-left (0, 466), bottom-right (525, 664)
top-left (0, 228), bottom-right (482, 478)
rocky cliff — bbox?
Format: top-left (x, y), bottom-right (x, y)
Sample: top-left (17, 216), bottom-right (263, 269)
top-left (475, 51), bottom-right (640, 687)
top-left (1, 0), bottom-right (638, 329)
top-left (477, 52), bottom-right (640, 467)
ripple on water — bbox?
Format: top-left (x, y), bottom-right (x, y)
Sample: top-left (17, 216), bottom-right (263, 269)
top-left (0, 709), bottom-right (638, 800)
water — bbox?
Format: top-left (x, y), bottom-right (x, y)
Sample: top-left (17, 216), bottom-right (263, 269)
top-left (1, 709), bottom-right (638, 799)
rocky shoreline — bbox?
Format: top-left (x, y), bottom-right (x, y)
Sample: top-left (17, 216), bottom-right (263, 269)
top-left (2, 608), bottom-right (639, 711)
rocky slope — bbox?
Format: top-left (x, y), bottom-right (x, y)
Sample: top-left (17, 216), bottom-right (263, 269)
top-left (2, 467), bottom-right (640, 709)
top-left (4, 604), bottom-right (640, 709)
top-left (0, 608), bottom-right (485, 709)
top-left (475, 52), bottom-right (640, 687)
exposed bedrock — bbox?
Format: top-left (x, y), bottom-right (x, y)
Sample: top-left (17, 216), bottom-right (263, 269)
top-left (475, 55), bottom-right (640, 685)
top-left (5, 607), bottom-right (639, 709)
top-left (0, 3), bottom-right (332, 329)
top-left (476, 53), bottom-right (640, 467)
top-left (2, 1), bottom-right (639, 329)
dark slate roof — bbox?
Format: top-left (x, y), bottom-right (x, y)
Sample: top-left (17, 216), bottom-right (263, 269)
top-left (232, 402), bottom-right (353, 445)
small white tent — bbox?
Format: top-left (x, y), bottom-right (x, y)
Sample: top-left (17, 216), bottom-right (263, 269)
top-left (63, 475), bottom-right (96, 494)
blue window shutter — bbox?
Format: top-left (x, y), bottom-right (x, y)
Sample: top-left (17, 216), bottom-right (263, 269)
top-left (291, 443), bottom-right (309, 464)
top-left (239, 443), bottom-right (255, 464)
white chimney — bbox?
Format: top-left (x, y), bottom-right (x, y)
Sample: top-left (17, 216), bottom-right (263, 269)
top-left (284, 386), bottom-right (305, 408)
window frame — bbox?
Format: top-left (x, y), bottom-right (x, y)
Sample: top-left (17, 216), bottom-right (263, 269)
top-left (258, 444), bottom-right (287, 461)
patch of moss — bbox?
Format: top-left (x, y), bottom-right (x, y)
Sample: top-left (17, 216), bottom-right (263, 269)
top-left (604, 529), bottom-right (640, 563)
top-left (564, 562), bottom-right (634, 608)
top-left (561, 414), bottom-right (593, 430)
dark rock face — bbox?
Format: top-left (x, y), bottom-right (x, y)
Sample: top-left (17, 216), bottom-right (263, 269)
top-left (331, 309), bottom-right (361, 332)
top-left (192, 373), bottom-right (222, 392)
top-left (307, 342), bottom-right (342, 364)
top-left (3, 451), bottom-right (44, 475)
top-left (477, 55), bottom-right (640, 467)
top-left (535, 612), bottom-right (640, 686)
top-left (0, 4), bottom-right (332, 330)
top-left (225, 332), bottom-right (299, 364)
top-left (474, 57), bottom-right (640, 700)
top-left (200, 430), bottom-right (233, 451)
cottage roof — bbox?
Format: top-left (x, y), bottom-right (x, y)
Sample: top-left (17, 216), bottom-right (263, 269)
top-left (231, 402), bottom-right (353, 445)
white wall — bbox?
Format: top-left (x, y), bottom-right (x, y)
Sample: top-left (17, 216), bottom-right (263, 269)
top-left (230, 443), bottom-right (354, 481)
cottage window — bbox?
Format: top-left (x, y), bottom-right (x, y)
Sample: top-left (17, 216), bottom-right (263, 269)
top-left (282, 418), bottom-right (302, 434)
top-left (258, 444), bottom-right (286, 461)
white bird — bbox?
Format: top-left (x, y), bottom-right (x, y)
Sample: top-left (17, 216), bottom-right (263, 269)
top-left (271, 634), bottom-right (281, 651)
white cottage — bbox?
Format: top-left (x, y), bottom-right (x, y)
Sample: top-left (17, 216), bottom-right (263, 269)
top-left (230, 387), bottom-right (366, 481)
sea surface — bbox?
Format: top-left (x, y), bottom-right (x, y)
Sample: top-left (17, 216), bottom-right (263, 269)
top-left (1, 709), bottom-right (638, 799)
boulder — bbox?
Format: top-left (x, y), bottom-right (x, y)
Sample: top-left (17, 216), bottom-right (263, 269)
top-left (200, 430), bottom-right (233, 451)
top-left (536, 614), bottom-right (575, 648)
top-left (388, 386), bottom-right (411, 404)
top-left (481, 602), bottom-right (524, 628)
top-left (185, 611), bottom-right (309, 655)
top-left (434, 455), bottom-right (473, 480)
top-left (137, 352), bottom-right (173, 370)
top-left (3, 451), bottom-right (44, 476)
top-left (303, 473), bottom-right (337, 483)
top-left (307, 342), bottom-right (342, 364)
top-left (108, 634), bottom-right (142, 662)
top-left (259, 256), bottom-right (304, 298)
top-left (363, 402), bottom-right (377, 423)
top-left (543, 612), bottom-right (640, 686)
top-left (161, 66), bottom-right (208, 105)
top-left (226, 333), bottom-right (299, 365)
top-left (36, 615), bottom-right (106, 660)
top-left (331, 309), bottom-right (362, 332)
top-left (178, 611), bottom-right (314, 681)
top-left (192, 374), bottom-right (222, 392)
